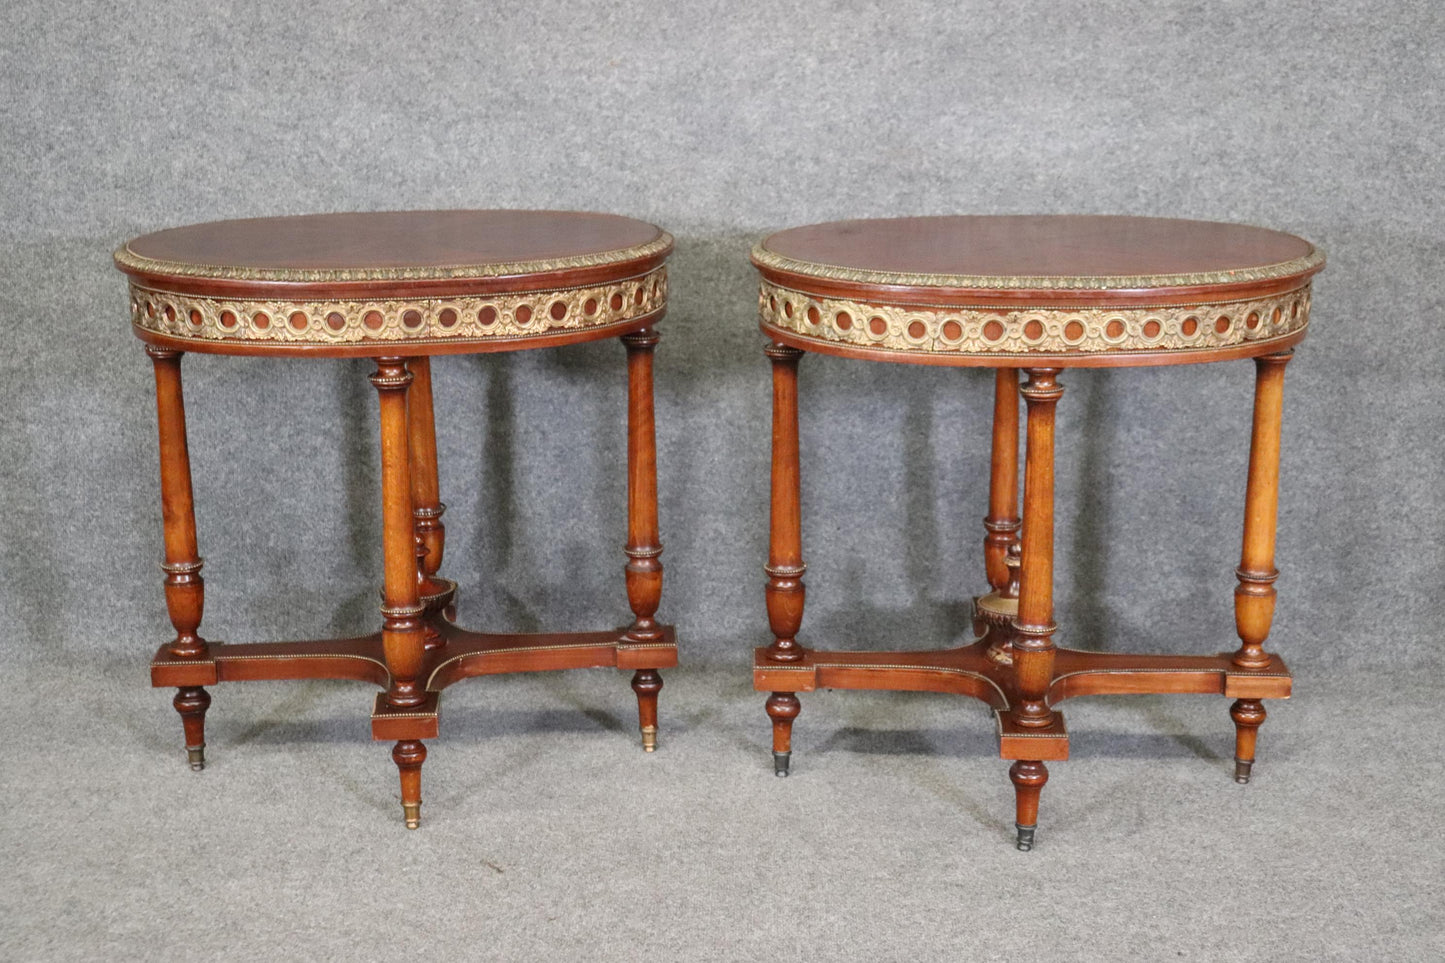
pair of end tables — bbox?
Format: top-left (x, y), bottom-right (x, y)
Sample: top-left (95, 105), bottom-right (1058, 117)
top-left (115, 211), bottom-right (1323, 849)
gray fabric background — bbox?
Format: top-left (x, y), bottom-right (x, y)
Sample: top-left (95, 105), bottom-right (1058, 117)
top-left (2, 1), bottom-right (1441, 960)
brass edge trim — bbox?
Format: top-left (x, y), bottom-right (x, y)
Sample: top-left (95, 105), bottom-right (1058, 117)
top-left (211, 652), bottom-right (390, 671)
top-left (116, 232), bottom-right (674, 283)
top-left (1051, 666), bottom-right (1291, 680)
top-left (800, 661), bottom-right (1009, 704)
top-left (993, 709), bottom-right (1068, 735)
top-left (751, 242), bottom-right (1324, 291)
top-left (424, 641), bottom-right (622, 689)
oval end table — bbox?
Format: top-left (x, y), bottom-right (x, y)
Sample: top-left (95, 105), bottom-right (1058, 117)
top-left (118, 210), bottom-right (677, 828)
top-left (749, 215), bottom-right (1324, 850)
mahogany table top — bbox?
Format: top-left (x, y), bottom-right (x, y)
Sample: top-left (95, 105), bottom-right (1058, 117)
top-left (116, 211), bottom-right (672, 357)
top-left (752, 215), bottom-right (1324, 367)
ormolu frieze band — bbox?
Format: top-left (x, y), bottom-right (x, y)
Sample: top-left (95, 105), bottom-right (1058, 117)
top-left (758, 280), bottom-right (1310, 356)
top-left (130, 267), bottom-right (667, 346)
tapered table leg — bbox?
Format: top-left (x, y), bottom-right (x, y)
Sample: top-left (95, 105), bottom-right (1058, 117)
top-left (371, 358), bottom-right (430, 827)
top-left (620, 328), bottom-right (666, 751)
top-left (763, 342), bottom-right (806, 775)
top-left (148, 347), bottom-right (212, 770)
top-left (1231, 349), bottom-right (1292, 782)
top-left (1008, 368), bottom-right (1064, 849)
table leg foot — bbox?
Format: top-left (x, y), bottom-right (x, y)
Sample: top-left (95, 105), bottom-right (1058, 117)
top-left (766, 691), bottom-right (800, 776)
top-left (631, 669), bottom-right (662, 752)
top-left (1009, 759), bottom-right (1048, 851)
top-left (393, 739), bottom-right (427, 830)
top-left (174, 686), bottom-right (211, 771)
top-left (1230, 698), bottom-right (1266, 784)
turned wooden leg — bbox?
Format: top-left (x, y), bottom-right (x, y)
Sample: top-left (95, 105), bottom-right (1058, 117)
top-left (764, 343), bottom-right (807, 775)
top-left (1230, 350), bottom-right (1292, 779)
top-left (407, 358), bottom-right (447, 600)
top-left (1230, 699), bottom-right (1267, 784)
top-left (620, 328), bottom-right (667, 750)
top-left (392, 739), bottom-right (427, 830)
top-left (983, 368), bottom-right (1021, 591)
top-left (148, 346), bottom-right (212, 769)
top-left (1009, 760), bottom-right (1049, 852)
top-left (1007, 368), bottom-right (1063, 849)
top-left (373, 359), bottom-right (430, 827)
top-left (766, 692), bottom-right (801, 776)
top-left (980, 368), bottom-right (1022, 662)
top-left (631, 669), bottom-right (662, 752)
top-left (372, 358), bottom-right (427, 709)
top-left (173, 687), bottom-right (211, 772)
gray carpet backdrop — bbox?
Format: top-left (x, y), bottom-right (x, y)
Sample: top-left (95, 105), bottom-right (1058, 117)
top-left (2, 1), bottom-right (1442, 960)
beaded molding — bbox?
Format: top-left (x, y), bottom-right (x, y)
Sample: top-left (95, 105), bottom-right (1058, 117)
top-left (116, 232), bottom-right (673, 283)
top-left (130, 267), bottom-right (666, 347)
top-left (758, 280), bottom-right (1310, 357)
top-left (751, 242), bottom-right (1324, 291)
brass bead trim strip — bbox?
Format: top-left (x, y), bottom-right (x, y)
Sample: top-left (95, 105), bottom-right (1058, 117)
top-left (129, 267), bottom-right (667, 347)
top-left (369, 372), bottom-right (414, 388)
top-left (757, 659), bottom-right (1009, 704)
top-left (160, 559), bottom-right (204, 574)
top-left (1049, 666), bottom-right (1291, 685)
top-left (151, 650), bottom-right (390, 673)
top-left (759, 281), bottom-right (1310, 357)
top-left (752, 243), bottom-right (1324, 291)
top-left (116, 233), bottom-right (673, 283)
top-left (424, 639), bottom-right (674, 689)
top-left (993, 710), bottom-right (1068, 735)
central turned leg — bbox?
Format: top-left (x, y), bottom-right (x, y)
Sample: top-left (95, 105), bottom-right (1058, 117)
top-left (763, 342), bottom-right (806, 776)
top-left (980, 368), bottom-right (1022, 663)
top-left (371, 358), bottom-right (430, 827)
top-left (1230, 350), bottom-right (1292, 783)
top-left (148, 346), bottom-right (212, 771)
top-left (1008, 368), bottom-right (1064, 849)
top-left (407, 358), bottom-right (448, 624)
top-left (984, 368), bottom-right (1022, 591)
top-left (620, 328), bottom-right (666, 751)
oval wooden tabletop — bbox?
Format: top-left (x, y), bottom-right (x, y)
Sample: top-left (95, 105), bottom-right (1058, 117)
top-left (752, 215), bottom-right (1324, 368)
top-left (117, 211), bottom-right (673, 357)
